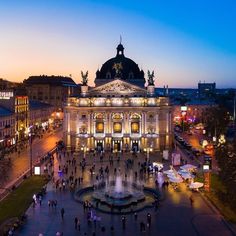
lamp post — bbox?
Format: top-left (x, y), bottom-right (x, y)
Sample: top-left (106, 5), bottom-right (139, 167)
top-left (147, 147), bottom-right (150, 163)
top-left (29, 127), bottom-right (33, 176)
top-left (146, 146), bottom-right (153, 165)
top-left (234, 93), bottom-right (236, 127)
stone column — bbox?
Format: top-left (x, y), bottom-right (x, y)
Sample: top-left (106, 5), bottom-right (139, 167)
top-left (156, 114), bottom-right (159, 134)
top-left (142, 112), bottom-right (145, 134)
top-left (144, 112), bottom-right (147, 134)
top-left (66, 112), bottom-right (71, 149)
top-left (75, 113), bottom-right (80, 151)
top-left (166, 112), bottom-right (169, 133)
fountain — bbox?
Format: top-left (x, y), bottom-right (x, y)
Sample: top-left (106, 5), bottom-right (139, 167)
top-left (75, 171), bottom-right (160, 214)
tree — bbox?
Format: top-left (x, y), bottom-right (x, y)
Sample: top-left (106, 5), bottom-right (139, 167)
top-left (203, 106), bottom-right (230, 137)
top-left (215, 139), bottom-right (236, 209)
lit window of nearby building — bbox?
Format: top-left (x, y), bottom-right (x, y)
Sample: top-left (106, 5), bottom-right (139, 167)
top-left (113, 122), bottom-right (122, 133)
top-left (96, 122), bottom-right (104, 133)
top-left (131, 122), bottom-right (139, 133)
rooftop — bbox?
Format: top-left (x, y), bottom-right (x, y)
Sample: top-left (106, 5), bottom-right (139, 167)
top-left (0, 106), bottom-right (13, 117)
top-left (29, 100), bottom-right (53, 110)
top-left (24, 75), bottom-right (77, 87)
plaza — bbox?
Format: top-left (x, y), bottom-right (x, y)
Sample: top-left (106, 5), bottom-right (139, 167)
top-left (15, 149), bottom-right (234, 236)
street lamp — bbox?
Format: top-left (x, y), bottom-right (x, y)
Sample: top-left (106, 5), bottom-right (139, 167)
top-left (29, 127), bottom-right (33, 176)
top-left (234, 93), bottom-right (236, 127)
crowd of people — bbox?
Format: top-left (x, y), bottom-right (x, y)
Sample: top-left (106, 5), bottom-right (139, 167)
top-left (35, 146), bottom-right (160, 235)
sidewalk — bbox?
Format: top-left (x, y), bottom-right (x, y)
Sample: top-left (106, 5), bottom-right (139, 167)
top-left (176, 144), bottom-right (236, 235)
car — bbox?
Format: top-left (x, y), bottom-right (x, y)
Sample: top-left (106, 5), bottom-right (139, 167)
top-left (205, 144), bottom-right (214, 151)
top-left (186, 144), bottom-right (192, 149)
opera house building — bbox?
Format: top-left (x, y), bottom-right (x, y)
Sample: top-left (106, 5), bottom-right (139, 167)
top-left (63, 43), bottom-right (172, 153)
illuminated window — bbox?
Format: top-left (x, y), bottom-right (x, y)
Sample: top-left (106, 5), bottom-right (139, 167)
top-left (96, 122), bottom-right (104, 133)
top-left (131, 122), bottom-right (139, 133)
top-left (113, 122), bottom-right (122, 133)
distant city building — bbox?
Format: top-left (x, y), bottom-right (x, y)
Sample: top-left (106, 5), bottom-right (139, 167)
top-left (0, 89), bottom-right (56, 149)
top-left (29, 100), bottom-right (54, 133)
top-left (0, 90), bottom-right (28, 145)
top-left (24, 75), bottom-right (77, 110)
top-left (64, 44), bottom-right (172, 152)
top-left (0, 106), bottom-right (15, 150)
top-left (0, 78), bottom-right (20, 90)
top-left (172, 99), bottom-right (216, 125)
top-left (198, 82), bottom-right (216, 98)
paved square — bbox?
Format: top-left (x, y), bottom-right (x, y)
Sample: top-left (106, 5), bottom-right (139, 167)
top-left (16, 151), bottom-right (235, 236)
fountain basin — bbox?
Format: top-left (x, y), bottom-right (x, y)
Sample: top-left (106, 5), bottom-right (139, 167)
top-left (75, 186), bottom-right (160, 214)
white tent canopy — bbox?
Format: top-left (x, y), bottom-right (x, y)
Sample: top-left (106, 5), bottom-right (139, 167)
top-left (168, 176), bottom-right (183, 183)
top-left (163, 169), bottom-right (174, 175)
top-left (180, 173), bottom-right (194, 180)
top-left (180, 164), bottom-right (197, 171)
top-left (189, 182), bottom-right (204, 189)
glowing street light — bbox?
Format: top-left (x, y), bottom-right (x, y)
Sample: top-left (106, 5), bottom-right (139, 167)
top-left (218, 134), bottom-right (226, 144)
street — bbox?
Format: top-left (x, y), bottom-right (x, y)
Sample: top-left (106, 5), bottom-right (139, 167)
top-left (0, 129), bottom-right (62, 193)
top-left (176, 130), bottom-right (218, 172)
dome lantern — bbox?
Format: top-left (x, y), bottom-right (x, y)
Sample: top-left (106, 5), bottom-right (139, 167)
top-left (116, 43), bottom-right (124, 56)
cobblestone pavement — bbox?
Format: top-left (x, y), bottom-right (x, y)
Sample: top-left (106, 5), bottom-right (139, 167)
top-left (15, 151), bottom-right (235, 236)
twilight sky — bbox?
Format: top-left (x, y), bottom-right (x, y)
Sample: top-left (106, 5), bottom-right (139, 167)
top-left (0, 0), bottom-right (235, 88)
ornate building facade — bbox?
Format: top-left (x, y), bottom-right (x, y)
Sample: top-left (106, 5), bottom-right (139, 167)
top-left (64, 44), bottom-right (172, 152)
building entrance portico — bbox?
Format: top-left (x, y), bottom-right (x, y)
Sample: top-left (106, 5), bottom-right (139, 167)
top-left (95, 140), bottom-right (104, 152)
top-left (131, 140), bottom-right (139, 152)
top-left (113, 139), bottom-right (122, 152)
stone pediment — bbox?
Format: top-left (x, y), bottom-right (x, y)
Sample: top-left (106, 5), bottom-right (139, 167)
top-left (89, 79), bottom-right (147, 95)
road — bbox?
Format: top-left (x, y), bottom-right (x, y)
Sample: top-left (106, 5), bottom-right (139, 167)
top-left (177, 130), bottom-right (218, 171)
top-left (0, 129), bottom-right (62, 191)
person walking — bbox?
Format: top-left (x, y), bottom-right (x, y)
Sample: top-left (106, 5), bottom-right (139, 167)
top-left (189, 195), bottom-right (194, 207)
top-left (77, 219), bottom-right (80, 231)
top-left (121, 215), bottom-right (126, 229)
top-left (60, 208), bottom-right (65, 220)
top-left (74, 217), bottom-right (78, 229)
top-left (147, 213), bottom-right (151, 226)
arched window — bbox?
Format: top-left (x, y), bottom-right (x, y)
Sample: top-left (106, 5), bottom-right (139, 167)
top-left (106, 72), bottom-right (111, 79)
top-left (96, 122), bottom-right (104, 133)
top-left (113, 122), bottom-right (122, 133)
top-left (131, 122), bottom-right (139, 133)
top-left (129, 72), bottom-right (134, 79)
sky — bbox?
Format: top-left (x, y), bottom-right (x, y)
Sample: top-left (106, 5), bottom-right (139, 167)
top-left (0, 0), bottom-right (235, 88)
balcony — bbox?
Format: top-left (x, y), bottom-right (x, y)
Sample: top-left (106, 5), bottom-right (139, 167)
top-left (146, 133), bottom-right (158, 138)
top-left (94, 133), bottom-right (105, 138)
top-left (112, 133), bottom-right (123, 138)
top-left (130, 133), bottom-right (142, 138)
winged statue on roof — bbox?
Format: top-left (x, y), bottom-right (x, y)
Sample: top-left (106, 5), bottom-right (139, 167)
top-left (81, 71), bottom-right (88, 86)
top-left (147, 70), bottom-right (155, 86)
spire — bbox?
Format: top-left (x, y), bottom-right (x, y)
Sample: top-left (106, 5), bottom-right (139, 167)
top-left (120, 35), bottom-right (122, 44)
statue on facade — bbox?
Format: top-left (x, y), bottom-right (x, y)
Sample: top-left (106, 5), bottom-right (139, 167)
top-left (113, 62), bottom-right (123, 77)
top-left (81, 71), bottom-right (88, 86)
top-left (147, 70), bottom-right (155, 86)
